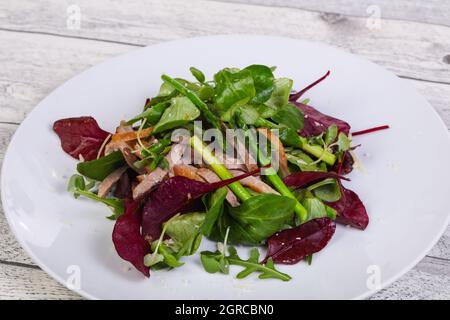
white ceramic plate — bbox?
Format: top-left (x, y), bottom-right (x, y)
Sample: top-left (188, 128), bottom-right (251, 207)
top-left (2, 35), bottom-right (450, 300)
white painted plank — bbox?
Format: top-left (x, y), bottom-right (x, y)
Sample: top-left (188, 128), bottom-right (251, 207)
top-left (428, 227), bottom-right (450, 260)
top-left (214, 0), bottom-right (450, 27)
top-left (371, 256), bottom-right (450, 300)
top-left (0, 30), bottom-right (133, 124)
top-left (0, 215), bottom-right (33, 265)
top-left (0, 123), bottom-right (35, 265)
top-left (411, 80), bottom-right (450, 127)
top-left (0, 263), bottom-right (81, 299)
top-left (0, 0), bottom-right (449, 83)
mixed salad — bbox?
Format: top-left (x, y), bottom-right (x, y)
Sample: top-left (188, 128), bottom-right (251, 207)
top-left (53, 65), bottom-right (388, 281)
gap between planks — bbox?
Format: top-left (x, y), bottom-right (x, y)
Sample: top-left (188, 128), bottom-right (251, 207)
top-left (209, 0), bottom-right (450, 28)
top-left (1, 0), bottom-right (450, 84)
top-left (398, 75), bottom-right (450, 86)
top-left (0, 27), bottom-right (146, 48)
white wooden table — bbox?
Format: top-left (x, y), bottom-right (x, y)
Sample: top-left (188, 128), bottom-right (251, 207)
top-left (0, 0), bottom-right (449, 300)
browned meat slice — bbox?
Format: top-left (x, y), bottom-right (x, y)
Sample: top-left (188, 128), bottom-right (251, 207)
top-left (98, 166), bottom-right (128, 198)
top-left (197, 168), bottom-right (239, 207)
top-left (132, 167), bottom-right (168, 200)
top-left (122, 146), bottom-right (146, 175)
top-left (229, 169), bottom-right (279, 195)
top-left (136, 174), bottom-right (145, 183)
top-left (111, 127), bottom-right (153, 143)
top-left (172, 164), bottom-right (204, 182)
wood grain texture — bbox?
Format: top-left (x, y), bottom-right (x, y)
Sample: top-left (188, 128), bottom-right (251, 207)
top-left (0, 30), bottom-right (133, 124)
top-left (0, 0), bottom-right (449, 83)
top-left (371, 256), bottom-right (450, 300)
top-left (214, 0), bottom-right (450, 27)
top-left (0, 123), bottom-right (35, 265)
top-left (428, 227), bottom-right (450, 260)
top-left (0, 0), bottom-right (449, 300)
top-left (0, 263), bottom-right (81, 299)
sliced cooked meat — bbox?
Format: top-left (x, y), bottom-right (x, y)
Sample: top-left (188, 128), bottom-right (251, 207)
top-left (257, 128), bottom-right (290, 178)
top-left (132, 137), bottom-right (156, 159)
top-left (221, 122), bottom-right (256, 171)
top-left (132, 167), bottom-right (168, 200)
top-left (231, 135), bottom-right (258, 172)
top-left (211, 149), bottom-right (247, 171)
top-left (116, 121), bottom-right (134, 133)
top-left (105, 139), bottom-right (127, 155)
top-left (165, 143), bottom-right (187, 176)
top-left (197, 168), bottom-right (239, 207)
top-left (111, 127), bottom-right (152, 143)
top-left (191, 147), bottom-right (207, 167)
top-left (136, 174), bottom-right (146, 183)
top-left (98, 166), bottom-right (129, 198)
top-left (104, 140), bottom-right (146, 174)
top-left (223, 157), bottom-right (248, 171)
top-left (229, 169), bottom-right (279, 195)
top-left (122, 146), bottom-right (146, 174)
top-left (172, 164), bottom-right (204, 182)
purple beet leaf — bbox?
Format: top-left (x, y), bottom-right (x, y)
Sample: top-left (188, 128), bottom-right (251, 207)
top-left (325, 184), bottom-right (369, 230)
top-left (289, 70), bottom-right (330, 102)
top-left (141, 168), bottom-right (263, 241)
top-left (283, 171), bottom-right (349, 188)
top-left (53, 116), bottom-right (110, 161)
top-left (352, 125), bottom-right (390, 137)
top-left (264, 217), bottom-right (336, 264)
top-left (283, 172), bottom-right (368, 230)
top-left (112, 198), bottom-right (150, 277)
top-left (293, 102), bottom-right (351, 137)
top-left (331, 151), bottom-right (354, 175)
top-left (288, 71), bottom-right (350, 137)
